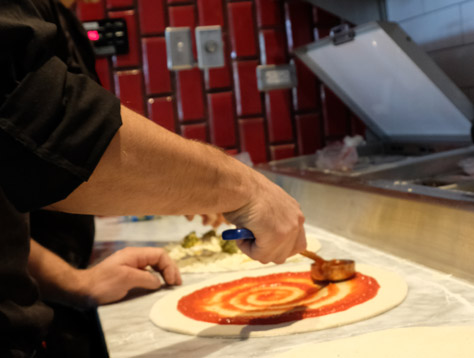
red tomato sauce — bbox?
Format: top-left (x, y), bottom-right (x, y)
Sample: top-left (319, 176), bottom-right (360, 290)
top-left (178, 271), bottom-right (380, 325)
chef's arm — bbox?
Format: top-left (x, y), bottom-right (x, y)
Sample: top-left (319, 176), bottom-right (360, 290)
top-left (27, 239), bottom-right (182, 308)
top-left (0, 2), bottom-right (303, 263)
top-left (49, 105), bottom-right (307, 263)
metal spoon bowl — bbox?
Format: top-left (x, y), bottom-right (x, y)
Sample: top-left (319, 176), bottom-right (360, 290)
top-left (300, 250), bottom-right (356, 282)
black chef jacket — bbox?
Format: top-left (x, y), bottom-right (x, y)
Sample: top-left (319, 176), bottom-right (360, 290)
top-left (0, 0), bottom-right (122, 356)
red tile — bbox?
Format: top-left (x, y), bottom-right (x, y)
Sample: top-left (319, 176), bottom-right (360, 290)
top-left (228, 2), bottom-right (257, 58)
top-left (176, 68), bottom-right (205, 121)
top-left (206, 65), bottom-right (231, 90)
top-left (106, 0), bottom-right (133, 9)
top-left (295, 113), bottom-right (323, 155)
top-left (238, 118), bottom-right (267, 164)
top-left (95, 57), bottom-right (112, 92)
top-left (208, 92), bottom-right (236, 148)
top-left (197, 0), bottom-right (224, 26)
top-left (167, 0), bottom-right (187, 3)
top-left (312, 6), bottom-right (318, 24)
top-left (180, 123), bottom-right (208, 142)
top-left (205, 37), bottom-right (232, 90)
top-left (142, 37), bottom-right (171, 95)
top-left (109, 10), bottom-right (140, 68)
top-left (233, 60), bottom-right (262, 117)
top-left (138, 0), bottom-right (166, 35)
top-left (114, 70), bottom-right (145, 115)
top-left (350, 113), bottom-right (366, 136)
top-left (255, 0), bottom-right (283, 28)
top-left (169, 5), bottom-right (197, 55)
top-left (259, 29), bottom-right (287, 65)
top-left (147, 97), bottom-right (176, 133)
top-left (76, 0), bottom-right (105, 21)
top-left (285, 1), bottom-right (315, 52)
top-left (265, 90), bottom-right (293, 143)
top-left (321, 85), bottom-right (349, 137)
top-left (169, 5), bottom-right (196, 27)
top-left (292, 58), bottom-right (318, 112)
top-left (270, 144), bottom-right (295, 161)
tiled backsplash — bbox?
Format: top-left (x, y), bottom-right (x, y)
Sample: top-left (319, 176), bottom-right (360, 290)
top-left (386, 0), bottom-right (474, 104)
top-left (76, 0), bottom-right (364, 164)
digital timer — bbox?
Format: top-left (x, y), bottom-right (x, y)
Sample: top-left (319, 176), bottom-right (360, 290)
top-left (82, 18), bottom-right (129, 56)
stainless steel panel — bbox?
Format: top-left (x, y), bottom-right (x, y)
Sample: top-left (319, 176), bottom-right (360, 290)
top-left (304, 0), bottom-right (386, 25)
top-left (258, 160), bottom-right (474, 284)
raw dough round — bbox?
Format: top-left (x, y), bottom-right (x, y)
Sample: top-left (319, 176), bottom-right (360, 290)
top-left (273, 326), bottom-right (474, 357)
top-left (150, 263), bottom-right (407, 337)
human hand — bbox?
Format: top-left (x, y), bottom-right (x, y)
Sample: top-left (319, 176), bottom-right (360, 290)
top-left (79, 247), bottom-right (182, 306)
top-left (185, 213), bottom-right (229, 228)
top-left (224, 173), bottom-right (306, 264)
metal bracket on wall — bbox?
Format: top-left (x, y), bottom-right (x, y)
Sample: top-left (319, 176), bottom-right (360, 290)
top-left (165, 26), bottom-right (225, 71)
top-left (330, 24), bottom-right (355, 46)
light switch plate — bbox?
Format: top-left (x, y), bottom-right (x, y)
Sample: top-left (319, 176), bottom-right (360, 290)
top-left (195, 26), bottom-right (225, 69)
top-left (165, 27), bottom-right (194, 71)
top-left (256, 64), bottom-right (298, 91)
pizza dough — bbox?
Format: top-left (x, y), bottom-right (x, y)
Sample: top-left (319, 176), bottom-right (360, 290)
top-left (150, 263), bottom-right (407, 337)
top-left (166, 233), bottom-right (322, 273)
top-left (272, 326), bottom-right (474, 358)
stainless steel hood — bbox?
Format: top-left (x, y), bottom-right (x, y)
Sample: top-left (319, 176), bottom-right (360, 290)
top-left (304, 0), bottom-right (386, 25)
top-left (294, 21), bottom-right (474, 145)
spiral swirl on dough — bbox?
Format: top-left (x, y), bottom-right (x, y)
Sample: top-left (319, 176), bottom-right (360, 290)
top-left (178, 272), bottom-right (379, 325)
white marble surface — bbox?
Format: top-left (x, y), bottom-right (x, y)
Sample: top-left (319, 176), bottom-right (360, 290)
top-left (95, 217), bottom-right (474, 358)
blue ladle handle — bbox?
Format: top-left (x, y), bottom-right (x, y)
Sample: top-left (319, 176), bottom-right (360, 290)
top-left (222, 228), bottom-right (255, 240)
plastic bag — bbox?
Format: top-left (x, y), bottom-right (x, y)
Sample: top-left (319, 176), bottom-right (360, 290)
top-left (458, 157), bottom-right (474, 176)
top-left (315, 135), bottom-right (364, 172)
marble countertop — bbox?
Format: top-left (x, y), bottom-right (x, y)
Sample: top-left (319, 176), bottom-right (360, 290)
top-left (94, 216), bottom-right (474, 358)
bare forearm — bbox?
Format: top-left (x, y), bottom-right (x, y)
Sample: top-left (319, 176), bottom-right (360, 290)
top-left (50, 105), bottom-right (257, 216)
top-left (48, 106), bottom-right (307, 264)
top-left (27, 239), bottom-right (90, 307)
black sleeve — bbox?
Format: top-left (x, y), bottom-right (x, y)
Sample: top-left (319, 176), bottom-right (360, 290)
top-left (0, 188), bottom-right (54, 356)
top-left (0, 0), bottom-right (122, 212)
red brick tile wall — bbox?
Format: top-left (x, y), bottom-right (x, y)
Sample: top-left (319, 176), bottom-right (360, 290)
top-left (76, 0), bottom-right (365, 165)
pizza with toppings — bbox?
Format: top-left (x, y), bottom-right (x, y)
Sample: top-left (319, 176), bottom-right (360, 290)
top-left (165, 231), bottom-right (322, 273)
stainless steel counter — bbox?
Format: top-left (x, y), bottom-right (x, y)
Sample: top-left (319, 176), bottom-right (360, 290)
top-left (95, 217), bottom-right (474, 358)
top-left (258, 147), bottom-right (474, 283)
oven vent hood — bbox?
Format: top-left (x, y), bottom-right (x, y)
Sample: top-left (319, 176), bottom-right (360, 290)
top-left (294, 21), bottom-right (474, 146)
top-left (304, 0), bottom-right (386, 25)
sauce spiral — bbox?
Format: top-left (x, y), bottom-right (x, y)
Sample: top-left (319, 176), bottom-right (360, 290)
top-left (178, 271), bottom-right (379, 325)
